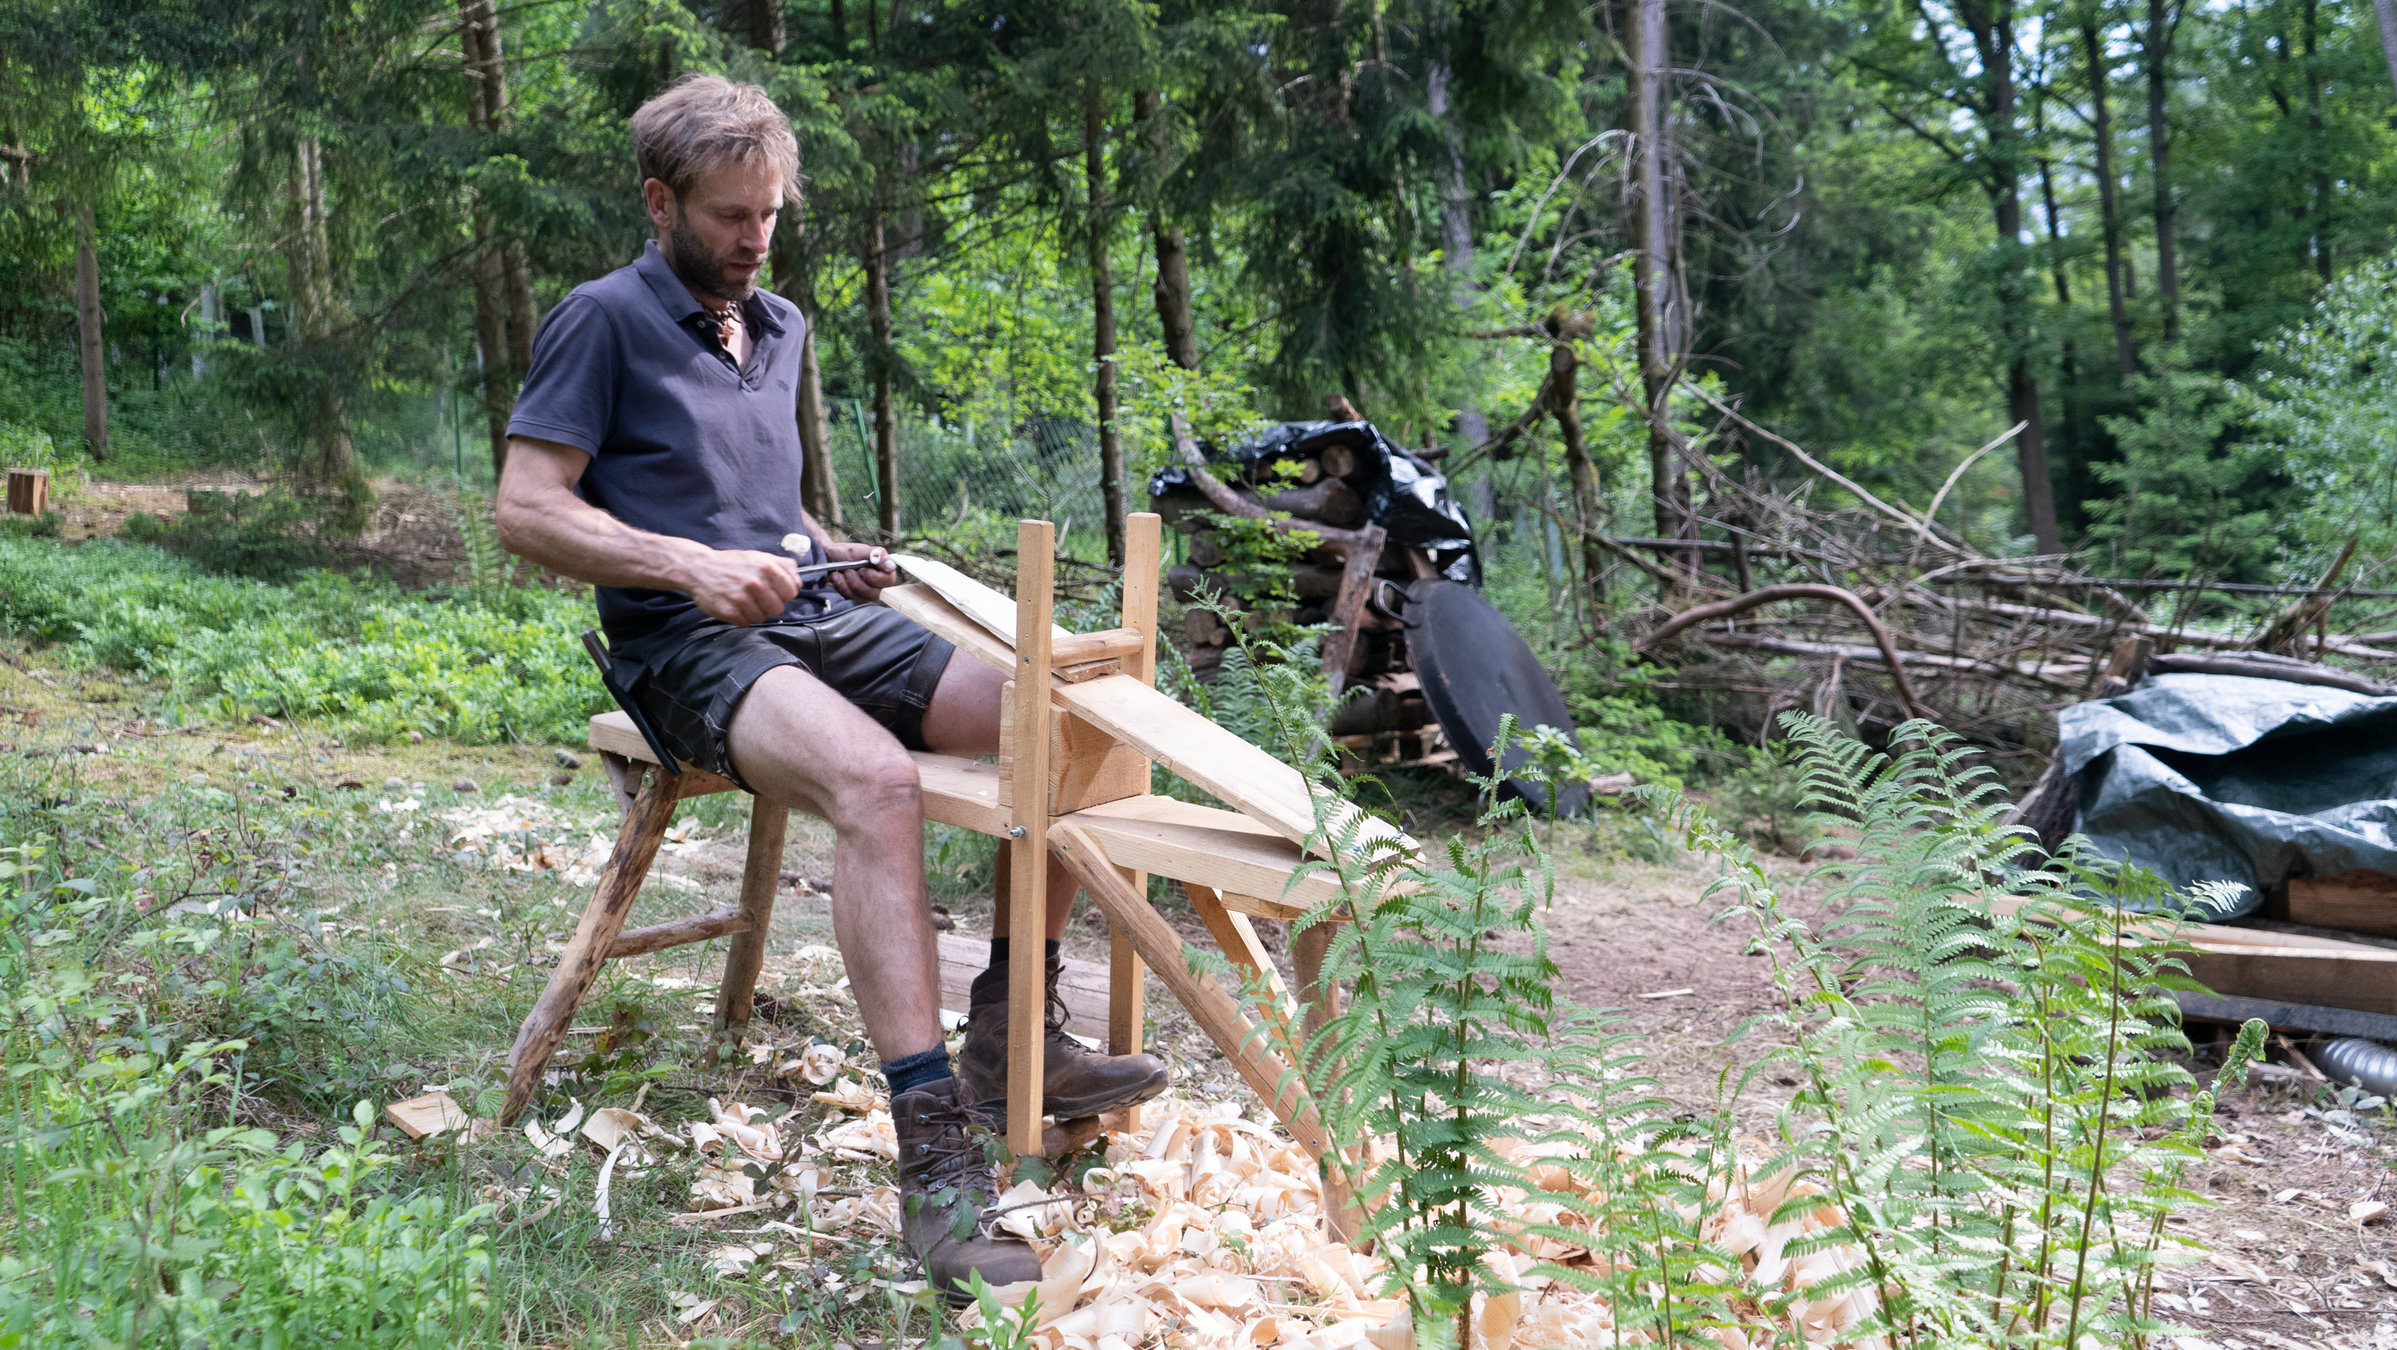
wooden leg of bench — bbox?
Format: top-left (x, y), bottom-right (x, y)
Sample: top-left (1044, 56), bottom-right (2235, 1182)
top-left (1186, 884), bottom-right (1292, 1009)
top-left (502, 769), bottom-right (681, 1124)
top-left (1052, 823), bottom-right (1362, 1239)
top-left (1291, 919), bottom-right (1341, 1039)
top-left (711, 796), bottom-right (788, 1062)
top-left (1108, 921), bottom-right (1145, 1056)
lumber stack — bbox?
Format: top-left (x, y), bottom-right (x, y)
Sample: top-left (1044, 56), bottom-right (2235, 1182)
top-left (1151, 439), bottom-right (1451, 769)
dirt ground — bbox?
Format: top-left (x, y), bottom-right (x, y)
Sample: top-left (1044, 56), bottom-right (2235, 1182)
top-left (43, 471), bottom-right (476, 589)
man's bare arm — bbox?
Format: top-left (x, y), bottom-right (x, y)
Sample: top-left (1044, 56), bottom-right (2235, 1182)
top-left (496, 436), bottom-right (800, 626)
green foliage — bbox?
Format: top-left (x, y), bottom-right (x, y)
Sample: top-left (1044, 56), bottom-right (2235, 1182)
top-left (2247, 256), bottom-right (2397, 571)
top-left (0, 536), bottom-right (604, 743)
top-left (2085, 353), bottom-right (2286, 590)
top-left (0, 848), bottom-right (496, 1347)
top-left (1651, 713), bottom-right (2262, 1347)
top-left (122, 488), bottom-right (336, 581)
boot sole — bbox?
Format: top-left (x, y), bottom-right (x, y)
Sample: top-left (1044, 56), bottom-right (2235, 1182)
top-left (1038, 1063), bottom-right (1171, 1121)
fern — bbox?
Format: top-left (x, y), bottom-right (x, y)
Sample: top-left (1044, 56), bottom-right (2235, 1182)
top-left (1649, 712), bottom-right (2265, 1348)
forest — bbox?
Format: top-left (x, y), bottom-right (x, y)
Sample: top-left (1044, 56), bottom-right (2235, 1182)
top-left (8, 0), bottom-right (2397, 1347)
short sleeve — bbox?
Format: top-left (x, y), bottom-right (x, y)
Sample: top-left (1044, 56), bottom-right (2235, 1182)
top-left (506, 294), bottom-right (617, 455)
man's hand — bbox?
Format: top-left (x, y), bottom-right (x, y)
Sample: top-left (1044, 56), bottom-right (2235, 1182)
top-left (686, 547), bottom-right (802, 625)
top-left (821, 540), bottom-right (897, 603)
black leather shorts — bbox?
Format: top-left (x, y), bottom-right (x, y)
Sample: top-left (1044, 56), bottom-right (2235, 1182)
top-left (629, 606), bottom-right (955, 788)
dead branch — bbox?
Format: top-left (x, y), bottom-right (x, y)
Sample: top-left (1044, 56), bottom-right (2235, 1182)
top-left (1638, 583), bottom-right (1932, 721)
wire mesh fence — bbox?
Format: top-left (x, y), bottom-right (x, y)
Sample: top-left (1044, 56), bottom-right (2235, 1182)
top-left (814, 400), bottom-right (1112, 563)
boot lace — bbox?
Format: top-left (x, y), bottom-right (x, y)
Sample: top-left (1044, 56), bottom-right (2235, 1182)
top-left (904, 1097), bottom-right (1001, 1197)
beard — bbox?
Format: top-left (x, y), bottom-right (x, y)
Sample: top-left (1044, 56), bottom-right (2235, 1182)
top-left (667, 216), bottom-right (760, 303)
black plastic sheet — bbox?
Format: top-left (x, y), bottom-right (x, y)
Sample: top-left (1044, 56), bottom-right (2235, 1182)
top-left (2062, 672), bottom-right (2397, 916)
top-left (1149, 420), bottom-right (1480, 584)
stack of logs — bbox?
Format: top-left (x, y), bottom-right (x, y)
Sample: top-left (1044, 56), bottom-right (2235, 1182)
top-left (1151, 431), bottom-right (1456, 769)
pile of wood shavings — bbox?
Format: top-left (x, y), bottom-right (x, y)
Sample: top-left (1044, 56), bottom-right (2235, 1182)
top-left (513, 1050), bottom-right (1880, 1347)
top-left (954, 1098), bottom-right (1883, 1350)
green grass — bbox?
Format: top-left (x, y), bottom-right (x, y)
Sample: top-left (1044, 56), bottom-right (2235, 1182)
top-left (0, 535), bottom-right (607, 744)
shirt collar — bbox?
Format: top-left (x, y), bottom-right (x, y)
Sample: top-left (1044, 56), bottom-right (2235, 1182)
top-left (635, 239), bottom-right (785, 336)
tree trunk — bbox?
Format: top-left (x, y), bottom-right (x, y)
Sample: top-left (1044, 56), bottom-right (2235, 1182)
top-left (1133, 90), bottom-right (1199, 372)
top-left (73, 201), bottom-right (106, 461)
top-left (1087, 80), bottom-right (1126, 566)
top-left (736, 0), bottom-right (785, 53)
top-left (1551, 340), bottom-right (1605, 610)
top-left (2372, 0), bottom-right (2397, 101)
top-left (290, 137), bottom-right (367, 525)
top-left (774, 222), bottom-right (842, 530)
top-left (1981, 7), bottom-right (2062, 554)
top-left (1629, 0), bottom-right (1686, 560)
top-left (2081, 19), bottom-right (2136, 378)
top-left (470, 212), bottom-right (512, 476)
top-left (864, 207), bottom-right (899, 540)
top-left (2145, 0), bottom-right (2181, 343)
top-left (2035, 129), bottom-right (2082, 469)
top-left (460, 0), bottom-right (517, 476)
top-left (1428, 54), bottom-right (1489, 449)
top-left (2303, 0), bottom-right (2332, 285)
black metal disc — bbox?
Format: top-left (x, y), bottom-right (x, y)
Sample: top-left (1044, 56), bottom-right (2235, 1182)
top-left (1402, 578), bottom-right (1590, 817)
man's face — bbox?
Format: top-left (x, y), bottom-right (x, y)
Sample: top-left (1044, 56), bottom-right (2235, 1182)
top-left (645, 158), bottom-right (782, 303)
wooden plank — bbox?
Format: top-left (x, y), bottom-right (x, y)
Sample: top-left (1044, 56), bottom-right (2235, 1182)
top-left (893, 553), bottom-right (1071, 648)
top-left (917, 754), bottom-right (1005, 836)
top-left (1005, 520), bottom-right (1055, 1157)
top-left (2280, 870), bottom-right (2397, 939)
top-left (385, 1091), bottom-right (468, 1140)
top-left (607, 905), bottom-right (751, 958)
top-left (1062, 794), bottom-right (1347, 916)
top-left (1051, 627), bottom-right (1147, 666)
top-left (879, 585), bottom-right (1014, 675)
top-left (593, 711), bottom-right (1005, 836)
top-left (2182, 944), bottom-right (2397, 1017)
top-left (710, 796), bottom-right (787, 1058)
top-left (2174, 991), bottom-right (2397, 1042)
top-left (504, 768), bottom-right (681, 1124)
top-left (1002, 707), bottom-right (1148, 816)
top-left (1056, 673), bottom-right (1414, 860)
top-left (1985, 894), bottom-right (2397, 1017)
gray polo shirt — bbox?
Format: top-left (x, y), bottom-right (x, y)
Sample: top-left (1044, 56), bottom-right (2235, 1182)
top-left (508, 240), bottom-right (850, 665)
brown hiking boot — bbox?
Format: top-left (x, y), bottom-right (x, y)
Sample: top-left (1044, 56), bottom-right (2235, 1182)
top-left (956, 954), bottom-right (1170, 1120)
top-left (892, 1078), bottom-right (1042, 1305)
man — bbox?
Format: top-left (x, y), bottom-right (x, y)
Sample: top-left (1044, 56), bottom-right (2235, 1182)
top-left (494, 74), bottom-right (1168, 1299)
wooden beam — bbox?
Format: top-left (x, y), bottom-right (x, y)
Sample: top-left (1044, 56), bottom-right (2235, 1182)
top-left (2275, 870), bottom-right (2397, 939)
top-left (606, 904), bottom-right (751, 959)
top-left (1049, 627), bottom-right (1148, 666)
top-left (879, 584), bottom-right (1015, 674)
top-left (710, 796), bottom-right (788, 1059)
top-left (1006, 520), bottom-right (1056, 1157)
top-left (1061, 794), bottom-right (1347, 917)
top-left (1112, 511), bottom-right (1160, 1057)
top-left (1186, 883), bottom-right (1292, 1009)
top-left (1055, 673), bottom-right (1413, 860)
top-left (504, 767), bottom-right (681, 1123)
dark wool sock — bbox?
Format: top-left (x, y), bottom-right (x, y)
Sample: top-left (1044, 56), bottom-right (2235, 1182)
top-left (985, 937), bottom-right (1063, 969)
top-left (882, 1046), bottom-right (953, 1097)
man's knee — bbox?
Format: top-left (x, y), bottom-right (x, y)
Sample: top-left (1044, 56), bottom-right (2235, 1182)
top-left (821, 751), bottom-right (922, 834)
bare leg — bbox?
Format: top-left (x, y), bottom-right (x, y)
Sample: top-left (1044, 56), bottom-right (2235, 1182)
top-left (920, 657), bottom-right (1077, 942)
top-left (727, 664), bottom-right (941, 1063)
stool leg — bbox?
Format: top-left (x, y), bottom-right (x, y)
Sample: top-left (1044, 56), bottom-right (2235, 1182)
top-left (502, 770), bottom-right (681, 1124)
top-left (1291, 920), bottom-right (1341, 1039)
top-left (711, 796), bottom-right (789, 1062)
top-left (1107, 922), bottom-right (1145, 1056)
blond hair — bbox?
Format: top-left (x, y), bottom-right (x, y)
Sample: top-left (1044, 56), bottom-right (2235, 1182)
top-left (630, 75), bottom-right (801, 203)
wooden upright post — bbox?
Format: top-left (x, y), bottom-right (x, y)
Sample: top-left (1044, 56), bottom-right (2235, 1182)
top-left (1006, 519), bottom-right (1056, 1156)
top-left (1110, 513), bottom-right (1160, 1056)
